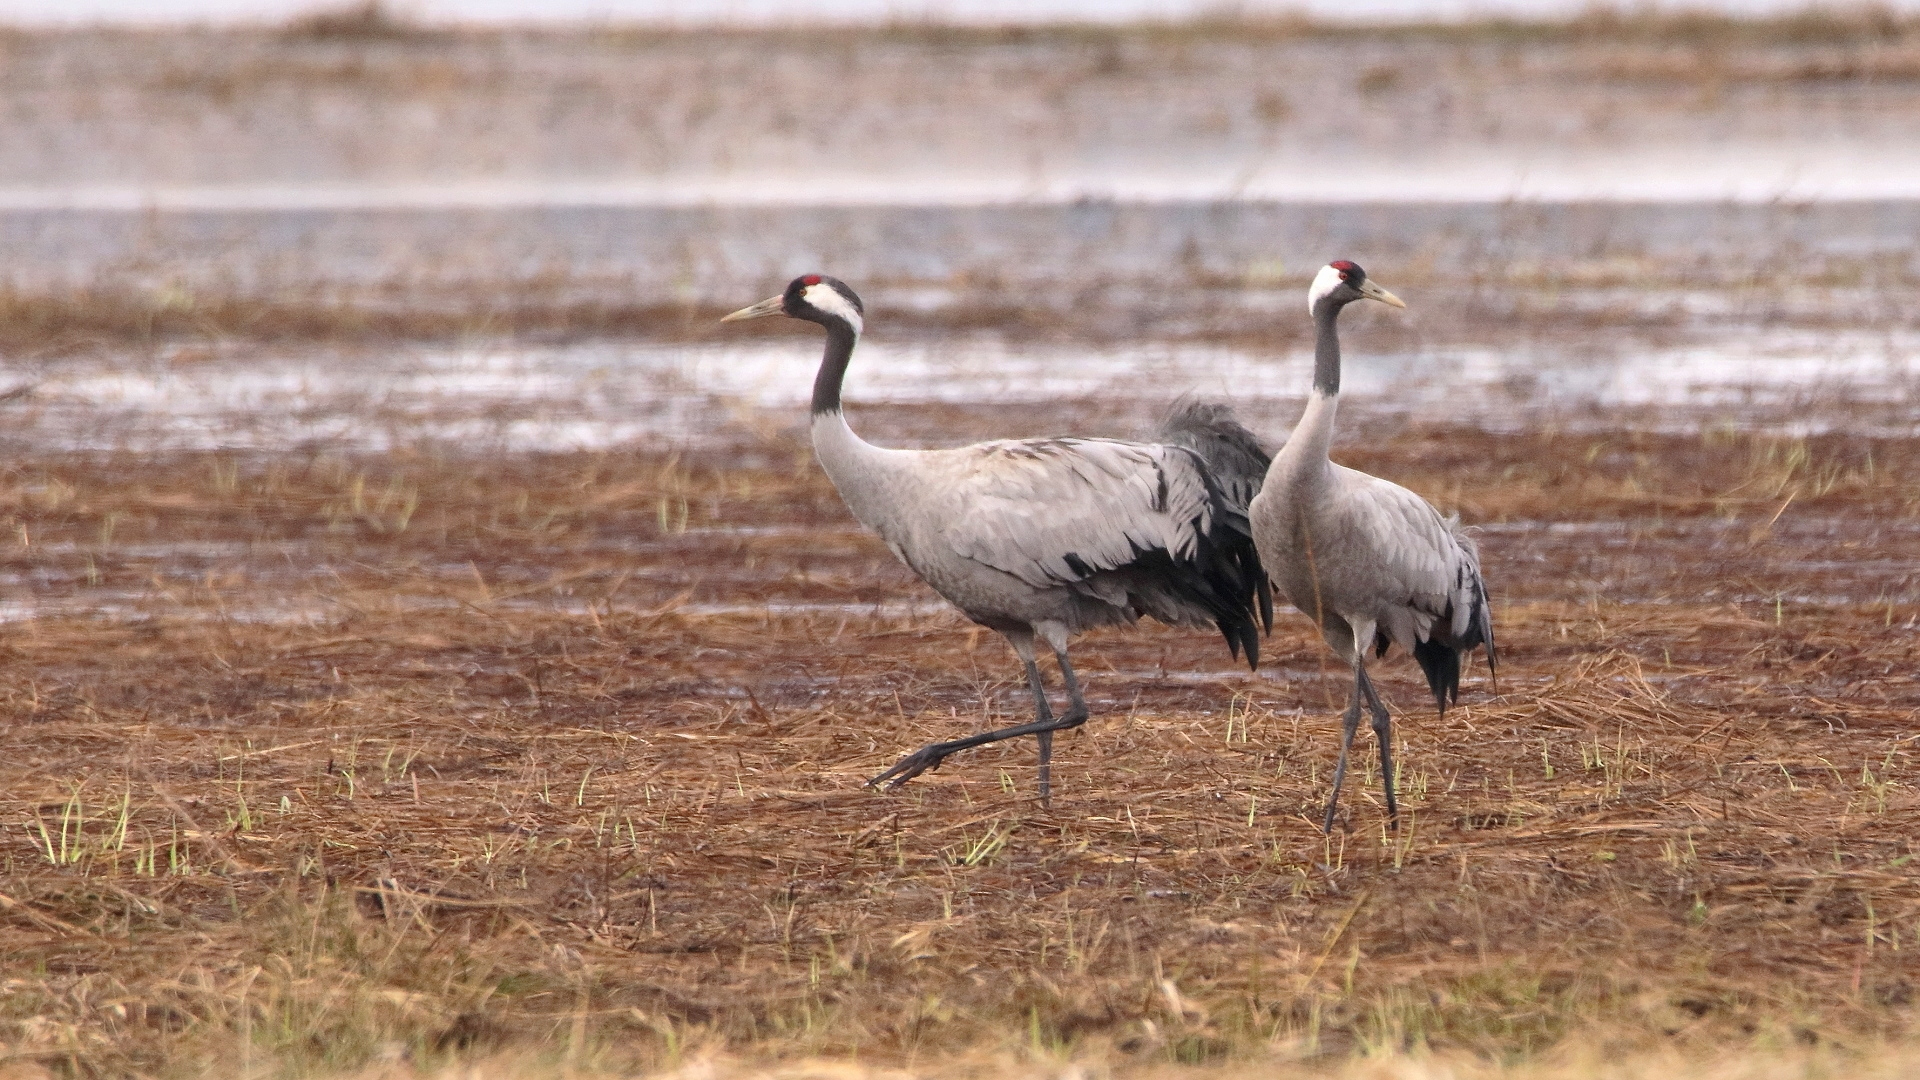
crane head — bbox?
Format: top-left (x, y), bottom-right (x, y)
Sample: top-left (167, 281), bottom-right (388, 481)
top-left (1308, 260), bottom-right (1406, 315)
top-left (722, 274), bottom-right (865, 334)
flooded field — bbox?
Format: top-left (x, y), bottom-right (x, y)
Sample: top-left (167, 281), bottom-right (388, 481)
top-left (5, 198), bottom-right (1920, 328)
top-left (9, 321), bottom-right (1920, 456)
top-left (6, 15), bottom-right (1920, 1080)
top-left (0, 234), bottom-right (1914, 632)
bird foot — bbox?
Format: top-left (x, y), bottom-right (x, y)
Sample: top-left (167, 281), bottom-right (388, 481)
top-left (867, 744), bottom-right (953, 791)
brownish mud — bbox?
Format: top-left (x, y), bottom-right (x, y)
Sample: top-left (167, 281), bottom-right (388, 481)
top-left (1, 422), bottom-right (1917, 1074)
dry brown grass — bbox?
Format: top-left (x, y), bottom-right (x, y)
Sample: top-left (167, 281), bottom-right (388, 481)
top-left (257, 1044), bottom-right (1920, 1079)
top-left (0, 268), bottom-right (1914, 352)
top-left (0, 422), bottom-right (1918, 1076)
top-left (0, 287), bottom-right (728, 352)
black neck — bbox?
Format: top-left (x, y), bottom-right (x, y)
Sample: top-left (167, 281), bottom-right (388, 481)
top-left (1312, 299), bottom-right (1344, 396)
top-left (810, 321), bottom-right (858, 416)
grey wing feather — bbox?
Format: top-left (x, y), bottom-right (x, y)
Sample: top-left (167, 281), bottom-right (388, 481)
top-left (942, 438), bottom-right (1212, 588)
top-left (1337, 467), bottom-right (1497, 707)
top-left (1337, 467), bottom-right (1489, 644)
top-left (1340, 472), bottom-right (1451, 587)
top-left (936, 433), bottom-right (1273, 667)
top-left (1449, 522), bottom-right (1497, 666)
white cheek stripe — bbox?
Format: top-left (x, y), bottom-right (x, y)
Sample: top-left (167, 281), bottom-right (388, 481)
top-left (1307, 264), bottom-right (1345, 314)
top-left (804, 283), bottom-right (864, 333)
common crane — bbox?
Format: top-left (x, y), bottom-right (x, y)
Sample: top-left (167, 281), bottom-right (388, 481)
top-left (723, 275), bottom-right (1271, 801)
top-left (1247, 261), bottom-right (1497, 832)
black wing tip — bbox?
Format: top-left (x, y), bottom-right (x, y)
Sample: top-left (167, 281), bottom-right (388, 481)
top-left (1417, 581), bottom-right (1498, 713)
top-left (1223, 610), bottom-right (1261, 671)
top-left (1108, 408), bottom-right (1274, 671)
top-left (1412, 636), bottom-right (1462, 716)
top-left (1120, 472), bottom-right (1268, 673)
top-left (1210, 527), bottom-right (1270, 671)
top-left (1097, 536), bottom-right (1265, 671)
top-left (1201, 565), bottom-right (1263, 671)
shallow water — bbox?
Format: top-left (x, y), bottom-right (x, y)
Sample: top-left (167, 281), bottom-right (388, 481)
top-left (6, 324), bottom-right (1915, 455)
top-left (5, 197), bottom-right (1916, 455)
top-left (1, 195), bottom-right (1914, 625)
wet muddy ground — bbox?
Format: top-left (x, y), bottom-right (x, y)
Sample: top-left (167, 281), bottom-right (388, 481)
top-left (4, 372), bottom-right (1920, 1073)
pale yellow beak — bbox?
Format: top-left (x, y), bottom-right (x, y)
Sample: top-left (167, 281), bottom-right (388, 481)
top-left (721, 295), bottom-right (786, 322)
top-left (1360, 279), bottom-right (1407, 309)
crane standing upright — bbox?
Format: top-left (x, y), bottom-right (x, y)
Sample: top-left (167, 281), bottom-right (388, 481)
top-left (723, 274), bottom-right (1271, 802)
top-left (1248, 261), bottom-right (1497, 832)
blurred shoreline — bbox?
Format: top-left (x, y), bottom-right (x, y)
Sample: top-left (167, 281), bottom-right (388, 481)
top-left (0, 198), bottom-right (1910, 347)
top-left (3, 16), bottom-right (1919, 192)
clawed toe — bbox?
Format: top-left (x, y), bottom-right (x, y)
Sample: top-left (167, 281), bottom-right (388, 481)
top-left (867, 746), bottom-right (949, 791)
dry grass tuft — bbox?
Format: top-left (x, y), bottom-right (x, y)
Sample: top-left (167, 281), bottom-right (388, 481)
top-left (0, 287), bottom-right (729, 351)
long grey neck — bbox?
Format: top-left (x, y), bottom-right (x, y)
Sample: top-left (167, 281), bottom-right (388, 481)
top-left (811, 322), bottom-right (859, 416)
top-left (808, 321), bottom-right (906, 541)
top-left (1312, 299), bottom-right (1344, 396)
top-left (1269, 298), bottom-right (1348, 487)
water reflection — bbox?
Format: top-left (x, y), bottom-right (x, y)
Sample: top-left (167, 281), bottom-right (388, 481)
top-left (4, 327), bottom-right (1914, 454)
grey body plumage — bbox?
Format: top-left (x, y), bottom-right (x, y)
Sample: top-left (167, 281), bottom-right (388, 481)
top-left (1248, 261), bottom-right (1497, 832)
top-left (725, 275), bottom-right (1270, 800)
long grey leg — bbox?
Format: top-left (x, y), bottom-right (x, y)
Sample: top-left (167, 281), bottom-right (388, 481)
top-left (869, 634), bottom-right (1089, 795)
top-left (1322, 665), bottom-right (1366, 834)
top-left (1035, 646), bottom-right (1091, 805)
top-left (1357, 666), bottom-right (1398, 829)
top-left (1024, 657), bottom-right (1057, 803)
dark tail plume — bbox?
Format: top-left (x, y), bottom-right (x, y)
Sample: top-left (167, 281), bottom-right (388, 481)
top-left (1417, 554), bottom-right (1498, 714)
top-left (1413, 637), bottom-right (1462, 714)
top-left (1155, 399), bottom-right (1271, 514)
top-left (1156, 400), bottom-right (1275, 664)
